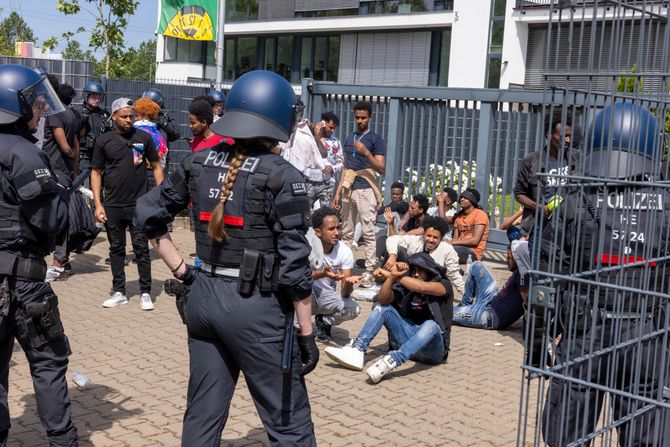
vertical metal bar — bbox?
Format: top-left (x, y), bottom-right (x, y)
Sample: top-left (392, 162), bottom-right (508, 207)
top-left (384, 98), bottom-right (404, 204)
top-left (474, 102), bottom-right (494, 205)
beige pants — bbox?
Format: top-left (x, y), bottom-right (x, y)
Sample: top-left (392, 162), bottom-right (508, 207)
top-left (341, 188), bottom-right (377, 271)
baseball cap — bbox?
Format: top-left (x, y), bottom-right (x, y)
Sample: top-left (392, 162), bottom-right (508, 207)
top-left (111, 97), bottom-right (134, 114)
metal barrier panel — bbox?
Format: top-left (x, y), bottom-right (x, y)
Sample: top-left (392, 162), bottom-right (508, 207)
top-left (0, 56), bottom-right (94, 93)
top-left (303, 83), bottom-right (565, 251)
top-left (516, 1), bottom-right (670, 446)
top-left (101, 79), bottom-right (214, 170)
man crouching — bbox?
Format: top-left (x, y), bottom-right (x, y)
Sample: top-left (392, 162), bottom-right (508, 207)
top-left (309, 207), bottom-right (361, 341)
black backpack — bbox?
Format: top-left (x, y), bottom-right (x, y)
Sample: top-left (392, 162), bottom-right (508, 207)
top-left (68, 189), bottom-right (101, 253)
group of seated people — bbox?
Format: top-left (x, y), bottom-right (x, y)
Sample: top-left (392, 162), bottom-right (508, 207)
top-left (307, 184), bottom-right (531, 383)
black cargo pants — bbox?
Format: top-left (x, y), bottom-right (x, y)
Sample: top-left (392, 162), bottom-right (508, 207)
top-left (182, 272), bottom-right (316, 447)
top-left (0, 277), bottom-right (77, 447)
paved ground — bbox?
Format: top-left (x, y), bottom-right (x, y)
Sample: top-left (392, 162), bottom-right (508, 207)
top-left (6, 227), bottom-right (534, 446)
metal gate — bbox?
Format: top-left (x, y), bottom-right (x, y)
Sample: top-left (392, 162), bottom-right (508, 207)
top-left (516, 1), bottom-right (670, 446)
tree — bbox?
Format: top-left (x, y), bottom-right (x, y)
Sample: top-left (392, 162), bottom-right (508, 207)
top-left (0, 12), bottom-right (37, 55)
top-left (44, 0), bottom-right (139, 77)
top-left (616, 64), bottom-right (643, 93)
top-left (93, 39), bottom-right (156, 81)
top-left (62, 40), bottom-right (96, 62)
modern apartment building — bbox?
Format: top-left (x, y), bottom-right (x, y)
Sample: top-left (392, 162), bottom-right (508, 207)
top-left (154, 0), bottom-right (668, 89)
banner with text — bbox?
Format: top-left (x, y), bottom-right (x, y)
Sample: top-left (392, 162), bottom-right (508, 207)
top-left (157, 0), bottom-right (218, 41)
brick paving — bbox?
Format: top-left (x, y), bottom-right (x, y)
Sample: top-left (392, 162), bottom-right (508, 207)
top-left (6, 227), bottom-right (533, 446)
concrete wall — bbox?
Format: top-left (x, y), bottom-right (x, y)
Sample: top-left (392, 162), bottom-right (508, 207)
top-left (499, 0), bottom-right (529, 89)
top-left (447, 0), bottom-right (492, 88)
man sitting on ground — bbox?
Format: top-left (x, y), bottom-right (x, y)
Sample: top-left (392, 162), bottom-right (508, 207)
top-left (449, 188), bottom-right (490, 263)
top-left (453, 240), bottom-right (529, 329)
top-left (325, 252), bottom-right (453, 384)
top-left (428, 187), bottom-right (458, 240)
top-left (387, 193), bottom-right (429, 236)
top-left (310, 207), bottom-right (361, 341)
top-left (377, 181), bottom-right (410, 224)
top-left (384, 216), bottom-right (465, 294)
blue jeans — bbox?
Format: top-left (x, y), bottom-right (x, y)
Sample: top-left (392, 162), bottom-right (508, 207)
top-left (352, 305), bottom-right (445, 365)
top-left (453, 261), bottom-right (499, 328)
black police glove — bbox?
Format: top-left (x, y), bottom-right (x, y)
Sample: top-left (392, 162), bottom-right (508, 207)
top-left (157, 110), bottom-right (170, 127)
top-left (297, 334), bottom-right (319, 376)
top-left (175, 263), bottom-right (198, 286)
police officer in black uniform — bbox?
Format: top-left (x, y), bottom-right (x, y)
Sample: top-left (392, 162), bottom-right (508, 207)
top-left (73, 80), bottom-right (110, 175)
top-left (0, 64), bottom-right (78, 446)
top-left (537, 103), bottom-right (670, 446)
top-left (208, 90), bottom-right (225, 120)
top-left (135, 70), bottom-right (319, 446)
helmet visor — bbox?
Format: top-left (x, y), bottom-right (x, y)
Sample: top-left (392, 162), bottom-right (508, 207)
top-left (21, 77), bottom-right (65, 120)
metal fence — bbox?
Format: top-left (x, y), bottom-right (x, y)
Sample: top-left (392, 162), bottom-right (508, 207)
top-left (516, 1), bottom-right (670, 446)
top-left (0, 55), bottom-right (94, 92)
top-left (98, 78), bottom-right (215, 169)
top-left (301, 81), bottom-right (616, 251)
top-left (0, 56), bottom-right (216, 170)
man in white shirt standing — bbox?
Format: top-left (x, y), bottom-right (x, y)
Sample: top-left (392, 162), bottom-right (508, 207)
top-left (309, 207), bottom-right (361, 341)
top-left (384, 216), bottom-right (465, 295)
top-left (278, 118), bottom-right (331, 209)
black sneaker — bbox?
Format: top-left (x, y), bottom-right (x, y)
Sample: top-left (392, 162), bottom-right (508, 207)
top-left (355, 259), bottom-right (367, 269)
top-left (315, 315), bottom-right (332, 342)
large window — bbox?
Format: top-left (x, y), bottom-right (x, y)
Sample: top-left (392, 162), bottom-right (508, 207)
top-left (276, 37), bottom-right (294, 81)
top-left (485, 0), bottom-right (506, 88)
top-left (226, 0), bottom-right (258, 22)
top-left (164, 37), bottom-right (205, 64)
top-left (327, 36), bottom-right (341, 82)
top-left (298, 9), bottom-right (358, 18)
top-left (300, 36), bottom-right (340, 81)
top-left (429, 29), bottom-right (451, 87)
top-left (359, 1), bottom-right (452, 14)
top-left (236, 37), bottom-right (257, 78)
top-left (178, 34), bottom-right (339, 83)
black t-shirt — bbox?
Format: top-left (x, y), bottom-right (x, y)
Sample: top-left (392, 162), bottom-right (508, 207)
top-left (392, 278), bottom-right (452, 326)
top-left (401, 216), bottom-right (421, 233)
top-left (490, 270), bottom-right (527, 329)
top-left (42, 108), bottom-right (79, 187)
top-left (377, 200), bottom-right (409, 217)
top-left (92, 128), bottom-right (159, 207)
top-left (391, 277), bottom-right (453, 355)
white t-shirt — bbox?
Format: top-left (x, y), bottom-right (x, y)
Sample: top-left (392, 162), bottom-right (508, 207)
top-left (314, 241), bottom-right (354, 292)
top-left (426, 206), bottom-right (456, 240)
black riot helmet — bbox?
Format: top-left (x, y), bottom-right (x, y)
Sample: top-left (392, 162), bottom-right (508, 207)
top-left (0, 64), bottom-right (65, 124)
top-left (587, 102), bottom-right (662, 179)
top-left (142, 88), bottom-right (165, 109)
top-left (83, 80), bottom-right (106, 101)
top-left (208, 89), bottom-right (226, 103)
top-left (210, 70), bottom-right (300, 142)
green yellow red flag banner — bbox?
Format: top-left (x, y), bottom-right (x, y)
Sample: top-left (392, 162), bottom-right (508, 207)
top-left (157, 0), bottom-right (218, 41)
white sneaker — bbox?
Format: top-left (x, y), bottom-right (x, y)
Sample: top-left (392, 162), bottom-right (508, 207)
top-left (366, 354), bottom-right (398, 384)
top-left (325, 345), bottom-right (365, 371)
top-left (139, 293), bottom-right (154, 311)
top-left (45, 267), bottom-right (64, 282)
top-left (102, 292), bottom-right (128, 308)
top-left (358, 272), bottom-right (375, 288)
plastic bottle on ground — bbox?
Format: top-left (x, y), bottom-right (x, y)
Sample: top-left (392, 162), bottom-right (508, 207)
top-left (72, 371), bottom-right (92, 389)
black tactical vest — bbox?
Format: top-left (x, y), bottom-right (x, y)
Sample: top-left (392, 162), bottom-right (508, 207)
top-left (0, 135), bottom-right (46, 252)
top-left (188, 146), bottom-right (284, 267)
top-left (558, 185), bottom-right (669, 311)
top-left (73, 104), bottom-right (110, 152)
